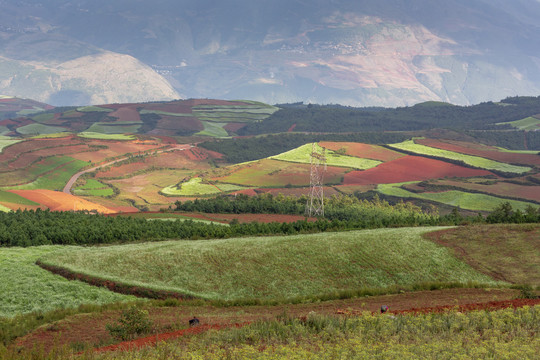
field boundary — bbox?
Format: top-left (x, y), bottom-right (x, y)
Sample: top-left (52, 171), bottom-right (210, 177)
top-left (35, 261), bottom-right (196, 301)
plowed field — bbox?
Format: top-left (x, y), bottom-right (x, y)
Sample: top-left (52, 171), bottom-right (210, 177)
top-left (8, 189), bottom-right (115, 213)
top-left (344, 155), bottom-right (493, 185)
top-left (320, 142), bottom-right (405, 162)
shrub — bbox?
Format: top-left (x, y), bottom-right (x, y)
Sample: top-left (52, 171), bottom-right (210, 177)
top-left (106, 305), bottom-right (152, 340)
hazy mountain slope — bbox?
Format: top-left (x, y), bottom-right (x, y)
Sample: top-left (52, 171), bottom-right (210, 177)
top-left (1, 0), bottom-right (540, 106)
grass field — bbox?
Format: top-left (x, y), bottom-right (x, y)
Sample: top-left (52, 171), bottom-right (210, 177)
top-left (10, 157), bottom-right (89, 191)
top-left (0, 190), bottom-right (39, 205)
top-left (162, 177), bottom-right (221, 196)
top-left (496, 116), bottom-right (540, 131)
top-left (16, 123), bottom-right (68, 136)
top-left (73, 179), bottom-right (114, 197)
top-left (0, 139), bottom-right (22, 153)
top-left (0, 246), bottom-right (135, 318)
top-left (378, 183), bottom-right (539, 212)
top-left (76, 106), bottom-right (113, 113)
top-left (78, 132), bottom-right (135, 140)
top-left (86, 306), bottom-right (540, 359)
top-left (38, 227), bottom-right (497, 302)
top-left (195, 121), bottom-right (229, 137)
top-left (388, 139), bottom-right (531, 174)
top-left (426, 224), bottom-right (540, 286)
top-left (85, 123), bottom-right (141, 134)
top-left (270, 143), bottom-right (382, 170)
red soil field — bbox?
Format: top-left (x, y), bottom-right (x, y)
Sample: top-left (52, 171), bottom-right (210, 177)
top-left (178, 212), bottom-right (318, 224)
top-left (156, 115), bottom-right (203, 132)
top-left (416, 138), bottom-right (540, 167)
top-left (223, 122), bottom-right (247, 133)
top-left (109, 106), bottom-right (141, 123)
top-left (8, 189), bottom-right (115, 213)
top-left (344, 155), bottom-right (493, 185)
top-left (0, 137), bottom-right (82, 162)
top-left (184, 147), bottom-right (223, 161)
top-left (320, 142), bottom-right (405, 162)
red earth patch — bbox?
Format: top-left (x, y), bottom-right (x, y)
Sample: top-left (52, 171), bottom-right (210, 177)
top-left (344, 155), bottom-right (493, 185)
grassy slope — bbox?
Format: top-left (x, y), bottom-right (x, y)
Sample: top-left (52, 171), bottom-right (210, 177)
top-left (426, 224), bottom-right (540, 285)
top-left (38, 227), bottom-right (496, 302)
top-left (0, 246), bottom-right (135, 318)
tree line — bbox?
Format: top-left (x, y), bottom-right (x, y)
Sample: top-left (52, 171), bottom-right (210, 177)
top-left (238, 96), bottom-right (540, 136)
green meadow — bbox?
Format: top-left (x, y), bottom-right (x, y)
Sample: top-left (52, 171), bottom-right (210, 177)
top-left (38, 227), bottom-right (497, 302)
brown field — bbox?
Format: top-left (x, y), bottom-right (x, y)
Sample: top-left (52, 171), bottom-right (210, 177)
top-left (320, 142), bottom-right (405, 162)
top-left (223, 123), bottom-right (247, 133)
top-left (344, 155), bottom-right (493, 185)
top-left (416, 138), bottom-right (540, 167)
top-left (8, 189), bottom-right (115, 213)
top-left (108, 106), bottom-right (141, 123)
top-left (155, 116), bottom-right (203, 132)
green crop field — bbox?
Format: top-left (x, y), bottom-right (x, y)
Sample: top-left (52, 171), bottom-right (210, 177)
top-left (270, 143), bottom-right (382, 170)
top-left (388, 139), bottom-right (531, 174)
top-left (16, 123), bottom-right (68, 136)
top-left (162, 177), bottom-right (221, 196)
top-left (496, 116), bottom-right (540, 131)
top-left (10, 157), bottom-right (89, 191)
top-left (0, 246), bottom-right (135, 318)
top-left (378, 183), bottom-right (539, 212)
top-left (0, 139), bottom-right (22, 153)
top-left (85, 122), bottom-right (141, 134)
top-left (139, 110), bottom-right (192, 117)
top-left (76, 106), bottom-right (113, 113)
top-left (78, 132), bottom-right (135, 140)
top-left (38, 227), bottom-right (497, 302)
top-left (0, 190), bottom-right (39, 205)
top-left (195, 121), bottom-right (229, 137)
top-left (73, 179), bottom-right (114, 196)
top-left (31, 113), bottom-right (55, 124)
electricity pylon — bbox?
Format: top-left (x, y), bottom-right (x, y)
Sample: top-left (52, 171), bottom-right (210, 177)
top-left (306, 143), bottom-right (326, 217)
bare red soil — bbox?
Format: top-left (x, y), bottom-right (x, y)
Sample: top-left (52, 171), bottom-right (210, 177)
top-left (416, 138), bottom-right (540, 167)
top-left (156, 116), bottom-right (203, 132)
top-left (344, 155), bottom-right (493, 185)
top-left (320, 142), bottom-right (405, 162)
top-left (9, 189), bottom-right (115, 213)
top-left (177, 212), bottom-right (318, 224)
top-left (223, 122), bottom-right (247, 134)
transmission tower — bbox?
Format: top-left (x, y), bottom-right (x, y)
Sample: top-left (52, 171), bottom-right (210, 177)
top-left (306, 143), bottom-right (327, 217)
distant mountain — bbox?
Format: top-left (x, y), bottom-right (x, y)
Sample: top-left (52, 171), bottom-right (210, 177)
top-left (1, 0), bottom-right (540, 106)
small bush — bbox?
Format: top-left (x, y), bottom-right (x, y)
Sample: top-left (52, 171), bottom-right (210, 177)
top-left (106, 306), bottom-right (152, 340)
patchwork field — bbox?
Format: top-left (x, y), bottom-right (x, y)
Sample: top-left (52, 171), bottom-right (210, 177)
top-left (8, 190), bottom-right (115, 213)
top-left (388, 139), bottom-right (532, 174)
top-left (378, 183), bottom-right (538, 212)
top-left (37, 227), bottom-right (497, 302)
top-left (343, 155), bottom-right (493, 185)
top-left (213, 159), bottom-right (347, 187)
top-left (415, 138), bottom-right (540, 167)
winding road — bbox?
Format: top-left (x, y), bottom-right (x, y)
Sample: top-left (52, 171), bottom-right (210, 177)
top-left (63, 144), bottom-right (192, 194)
